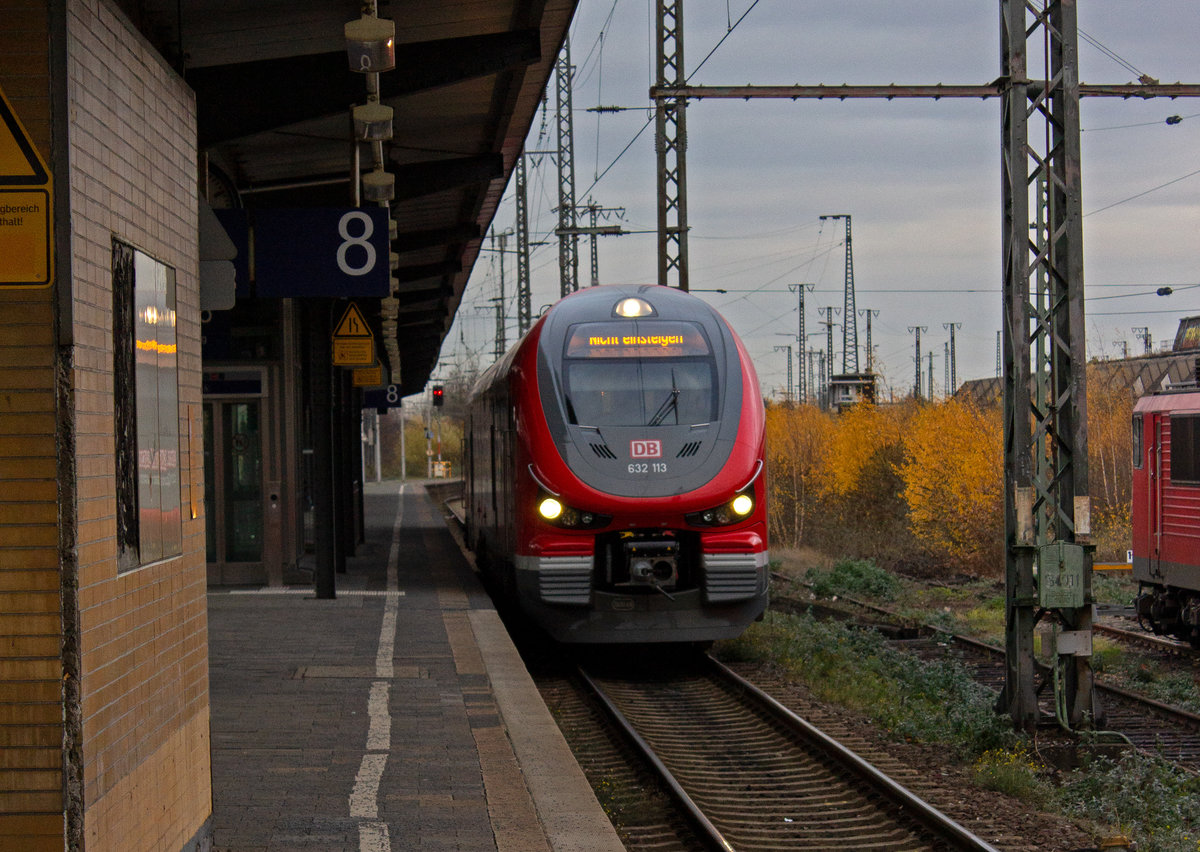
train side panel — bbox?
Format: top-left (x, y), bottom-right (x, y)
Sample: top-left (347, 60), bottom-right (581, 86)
top-left (1132, 391), bottom-right (1200, 644)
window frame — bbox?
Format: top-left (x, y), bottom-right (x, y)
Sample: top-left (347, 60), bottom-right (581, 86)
top-left (112, 240), bottom-right (183, 571)
top-left (1169, 413), bottom-right (1200, 486)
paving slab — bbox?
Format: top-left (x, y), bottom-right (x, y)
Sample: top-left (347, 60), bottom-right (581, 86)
top-left (208, 480), bottom-right (623, 852)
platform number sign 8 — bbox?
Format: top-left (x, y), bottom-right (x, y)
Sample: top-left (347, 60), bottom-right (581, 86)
top-left (336, 211), bottom-right (377, 276)
top-left (386, 385), bottom-right (399, 404)
top-left (252, 208), bottom-right (390, 298)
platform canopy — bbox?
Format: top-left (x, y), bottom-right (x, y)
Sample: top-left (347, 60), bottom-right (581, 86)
top-left (118, 0), bottom-right (575, 395)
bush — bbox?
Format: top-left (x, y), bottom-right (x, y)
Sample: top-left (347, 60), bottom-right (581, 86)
top-left (806, 558), bottom-right (901, 601)
top-left (973, 747), bottom-right (1049, 801)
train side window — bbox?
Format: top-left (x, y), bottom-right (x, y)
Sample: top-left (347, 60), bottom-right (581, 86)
top-left (1132, 415), bottom-right (1143, 469)
top-left (1169, 414), bottom-right (1200, 484)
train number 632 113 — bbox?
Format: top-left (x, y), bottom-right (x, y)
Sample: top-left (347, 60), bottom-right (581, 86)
top-left (628, 462), bottom-right (668, 474)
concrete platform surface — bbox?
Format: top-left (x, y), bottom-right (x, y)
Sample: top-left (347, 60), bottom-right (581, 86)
top-left (207, 481), bottom-right (624, 852)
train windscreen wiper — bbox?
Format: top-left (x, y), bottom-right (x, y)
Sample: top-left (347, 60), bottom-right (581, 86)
top-left (647, 370), bottom-right (680, 426)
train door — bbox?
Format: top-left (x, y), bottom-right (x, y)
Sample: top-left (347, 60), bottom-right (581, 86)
top-left (1148, 412), bottom-right (1165, 579)
top-left (203, 368), bottom-right (281, 584)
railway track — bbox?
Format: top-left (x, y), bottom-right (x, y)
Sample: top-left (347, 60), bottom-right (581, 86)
top-left (578, 654), bottom-right (1001, 852)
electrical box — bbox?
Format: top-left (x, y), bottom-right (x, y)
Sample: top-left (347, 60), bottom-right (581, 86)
top-left (1038, 541), bottom-right (1086, 609)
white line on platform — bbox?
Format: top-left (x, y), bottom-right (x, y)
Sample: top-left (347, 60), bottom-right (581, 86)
top-left (349, 753), bottom-right (388, 818)
top-left (219, 589), bottom-right (406, 596)
top-left (351, 482), bottom-right (406, 852)
top-left (358, 821), bottom-right (391, 852)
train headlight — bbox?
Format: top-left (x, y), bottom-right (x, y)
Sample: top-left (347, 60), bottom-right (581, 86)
top-left (535, 493), bottom-right (611, 529)
top-left (613, 297), bottom-right (656, 318)
top-left (685, 491), bottom-right (755, 527)
top-left (731, 494), bottom-right (754, 516)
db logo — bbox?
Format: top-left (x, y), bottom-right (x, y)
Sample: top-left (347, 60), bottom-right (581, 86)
top-left (630, 440), bottom-right (662, 459)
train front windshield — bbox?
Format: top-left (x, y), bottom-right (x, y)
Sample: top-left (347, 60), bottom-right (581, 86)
top-left (561, 321), bottom-right (718, 427)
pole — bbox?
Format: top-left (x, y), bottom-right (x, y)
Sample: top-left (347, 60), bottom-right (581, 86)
top-left (1000, 0), bottom-right (1094, 729)
top-left (516, 156), bottom-right (532, 335)
top-left (860, 309), bottom-right (879, 373)
top-left (655, 0), bottom-right (688, 290)
top-left (820, 215), bottom-right (857, 372)
top-left (556, 38), bottom-right (579, 296)
top-left (773, 345), bottom-right (793, 404)
top-left (944, 341), bottom-right (950, 400)
top-left (944, 322), bottom-right (961, 393)
top-left (374, 409), bottom-right (382, 482)
top-left (310, 300), bottom-right (335, 599)
top-left (908, 326), bottom-right (926, 399)
top-left (791, 283), bottom-right (814, 403)
top-left (927, 350), bottom-right (935, 400)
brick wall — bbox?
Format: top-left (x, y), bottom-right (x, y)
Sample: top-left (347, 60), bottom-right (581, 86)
top-left (0, 0), bottom-right (211, 849)
top-left (65, 1), bottom-right (212, 849)
top-left (0, 1), bottom-right (65, 849)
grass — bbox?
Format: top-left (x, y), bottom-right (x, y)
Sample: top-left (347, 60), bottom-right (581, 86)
top-left (717, 610), bottom-right (1016, 759)
top-left (972, 746), bottom-right (1049, 801)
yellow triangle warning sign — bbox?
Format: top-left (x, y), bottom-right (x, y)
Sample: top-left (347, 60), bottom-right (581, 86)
top-left (333, 302), bottom-right (373, 338)
top-left (0, 83), bottom-right (53, 288)
top-left (0, 85), bottom-right (49, 186)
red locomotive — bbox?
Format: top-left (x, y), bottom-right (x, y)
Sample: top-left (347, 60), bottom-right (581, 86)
top-left (464, 284), bottom-right (769, 643)
top-left (1132, 385), bottom-right (1200, 646)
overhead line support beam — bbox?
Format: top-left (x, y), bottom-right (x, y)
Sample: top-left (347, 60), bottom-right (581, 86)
top-left (651, 82), bottom-right (1200, 99)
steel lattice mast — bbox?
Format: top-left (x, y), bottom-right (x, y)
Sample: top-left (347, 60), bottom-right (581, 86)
top-left (515, 155), bottom-right (532, 335)
top-left (655, 0), bottom-right (688, 290)
top-left (999, 0), bottom-right (1094, 728)
top-left (555, 38), bottom-right (579, 296)
top-left (820, 215), bottom-right (857, 373)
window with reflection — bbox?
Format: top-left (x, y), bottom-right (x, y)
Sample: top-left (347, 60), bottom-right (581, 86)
top-left (113, 241), bottom-right (181, 570)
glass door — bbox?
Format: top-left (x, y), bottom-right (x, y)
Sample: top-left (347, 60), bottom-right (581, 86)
top-left (224, 401), bottom-right (263, 561)
top-left (204, 398), bottom-right (268, 583)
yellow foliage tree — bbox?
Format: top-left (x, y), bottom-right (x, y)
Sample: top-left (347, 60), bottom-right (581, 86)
top-left (898, 400), bottom-right (1003, 576)
top-left (765, 404), bottom-right (834, 547)
top-left (1086, 380), bottom-right (1135, 560)
top-left (815, 401), bottom-right (917, 562)
top-left (820, 402), bottom-right (908, 497)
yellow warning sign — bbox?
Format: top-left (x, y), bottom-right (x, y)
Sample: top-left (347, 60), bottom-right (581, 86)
top-left (334, 338), bottom-right (376, 366)
top-left (334, 302), bottom-right (373, 338)
top-left (333, 302), bottom-right (376, 366)
top-left (352, 363), bottom-right (383, 387)
top-left (0, 84), bottom-right (53, 288)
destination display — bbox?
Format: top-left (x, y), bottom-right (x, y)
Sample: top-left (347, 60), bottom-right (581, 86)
top-left (565, 321), bottom-right (711, 358)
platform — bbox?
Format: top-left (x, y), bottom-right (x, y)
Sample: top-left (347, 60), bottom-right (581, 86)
top-left (206, 481), bottom-right (624, 852)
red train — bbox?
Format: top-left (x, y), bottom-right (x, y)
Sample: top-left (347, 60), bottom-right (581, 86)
top-left (464, 284), bottom-right (769, 643)
top-left (1132, 385), bottom-right (1200, 646)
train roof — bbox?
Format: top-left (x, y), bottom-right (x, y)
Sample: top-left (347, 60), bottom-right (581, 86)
top-left (1135, 385), bottom-right (1200, 413)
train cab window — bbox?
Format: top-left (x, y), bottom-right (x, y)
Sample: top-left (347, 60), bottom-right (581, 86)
top-left (1132, 414), bottom-right (1143, 470)
top-left (565, 360), bottom-right (716, 427)
top-left (1170, 414), bottom-right (1200, 484)
top-left (562, 321), bottom-right (717, 426)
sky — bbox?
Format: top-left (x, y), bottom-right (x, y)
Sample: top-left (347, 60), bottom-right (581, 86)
top-left (435, 0), bottom-right (1200, 403)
